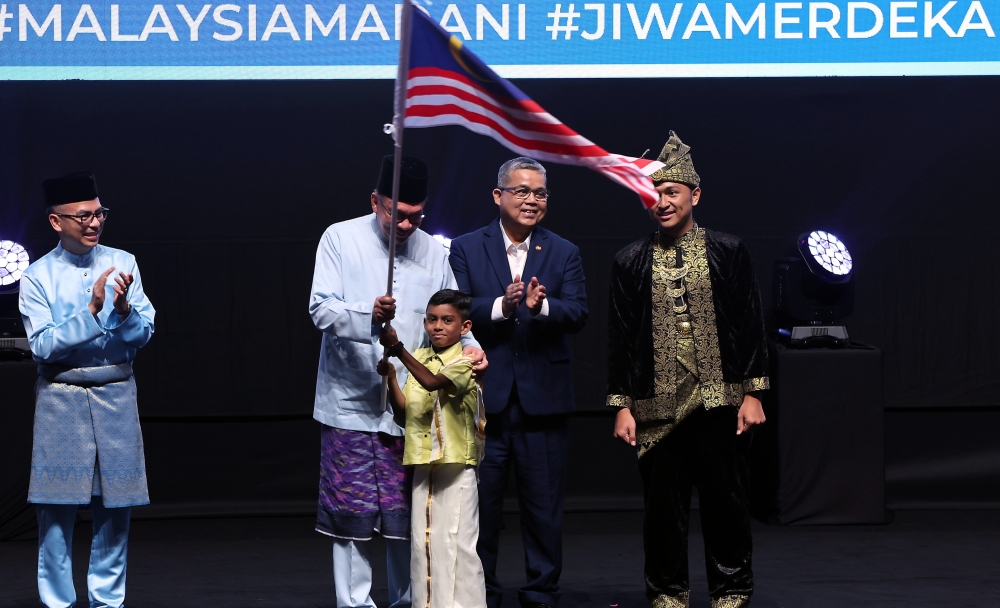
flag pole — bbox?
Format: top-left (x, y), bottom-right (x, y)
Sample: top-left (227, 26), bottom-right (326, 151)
top-left (381, 0), bottom-right (415, 412)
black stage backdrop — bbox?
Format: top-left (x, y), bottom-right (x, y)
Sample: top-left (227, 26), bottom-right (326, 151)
top-left (2, 77), bottom-right (999, 517)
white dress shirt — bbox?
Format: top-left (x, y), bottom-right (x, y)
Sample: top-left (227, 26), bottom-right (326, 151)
top-left (309, 214), bottom-right (479, 435)
top-left (490, 221), bottom-right (549, 321)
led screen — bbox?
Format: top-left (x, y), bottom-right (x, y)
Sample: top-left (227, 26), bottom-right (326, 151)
top-left (1, 1), bottom-right (998, 78)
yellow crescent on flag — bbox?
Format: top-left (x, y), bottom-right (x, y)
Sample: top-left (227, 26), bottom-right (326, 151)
top-left (448, 36), bottom-right (493, 83)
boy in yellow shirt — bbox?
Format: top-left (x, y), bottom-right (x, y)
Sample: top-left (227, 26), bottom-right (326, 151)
top-left (378, 289), bottom-right (486, 608)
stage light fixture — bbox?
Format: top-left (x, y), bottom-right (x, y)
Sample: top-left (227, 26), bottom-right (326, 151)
top-left (773, 230), bottom-right (855, 347)
top-left (0, 240), bottom-right (31, 293)
top-left (0, 239), bottom-right (32, 359)
top-left (801, 231), bottom-right (852, 283)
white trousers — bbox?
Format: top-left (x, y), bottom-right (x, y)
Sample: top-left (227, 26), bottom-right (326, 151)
top-left (36, 500), bottom-right (131, 608)
top-left (411, 464), bottom-right (486, 608)
top-left (333, 537), bottom-right (411, 608)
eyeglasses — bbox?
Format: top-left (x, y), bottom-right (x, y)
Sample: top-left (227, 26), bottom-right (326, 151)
top-left (499, 187), bottom-right (550, 202)
top-left (378, 199), bottom-right (424, 225)
top-left (53, 208), bottom-right (110, 224)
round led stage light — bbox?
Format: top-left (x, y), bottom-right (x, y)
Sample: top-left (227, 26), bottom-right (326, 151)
top-left (798, 231), bottom-right (852, 284)
top-left (0, 240), bottom-right (31, 293)
top-left (774, 230), bottom-right (855, 346)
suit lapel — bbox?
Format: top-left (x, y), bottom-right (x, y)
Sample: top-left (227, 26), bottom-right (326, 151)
top-left (521, 227), bottom-right (549, 283)
top-left (483, 221), bottom-right (513, 291)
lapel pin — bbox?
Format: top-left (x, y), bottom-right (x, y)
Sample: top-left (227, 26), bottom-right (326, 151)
top-left (535, 245), bottom-right (542, 251)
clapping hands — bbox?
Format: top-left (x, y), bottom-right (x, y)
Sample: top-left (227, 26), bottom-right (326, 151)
top-left (88, 267), bottom-right (133, 317)
top-left (502, 274), bottom-right (546, 317)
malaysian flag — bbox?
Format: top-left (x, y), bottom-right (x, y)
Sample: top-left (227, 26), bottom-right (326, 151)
top-left (399, 5), bottom-right (664, 209)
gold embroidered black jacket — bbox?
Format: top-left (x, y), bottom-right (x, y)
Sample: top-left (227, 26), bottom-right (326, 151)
top-left (606, 228), bottom-right (769, 420)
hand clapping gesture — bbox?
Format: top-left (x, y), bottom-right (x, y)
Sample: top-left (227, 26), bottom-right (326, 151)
top-left (112, 270), bottom-right (134, 316)
top-left (88, 267), bottom-right (133, 317)
top-left (525, 276), bottom-right (546, 314)
top-left (502, 274), bottom-right (546, 317)
top-left (501, 274), bottom-right (524, 317)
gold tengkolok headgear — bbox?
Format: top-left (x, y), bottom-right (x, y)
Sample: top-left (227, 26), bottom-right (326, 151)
top-left (649, 131), bottom-right (700, 188)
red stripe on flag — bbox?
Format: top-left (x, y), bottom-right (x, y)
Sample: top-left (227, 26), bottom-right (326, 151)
top-left (407, 84), bottom-right (583, 138)
top-left (408, 67), bottom-right (548, 115)
top-left (405, 104), bottom-right (607, 158)
top-left (406, 95), bottom-right (591, 148)
top-left (600, 166), bottom-right (660, 209)
top-left (404, 66), bottom-right (660, 208)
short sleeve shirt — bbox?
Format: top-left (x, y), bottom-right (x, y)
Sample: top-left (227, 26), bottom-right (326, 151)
top-left (401, 343), bottom-right (480, 466)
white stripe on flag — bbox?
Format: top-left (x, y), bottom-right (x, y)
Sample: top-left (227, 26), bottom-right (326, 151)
top-left (407, 76), bottom-right (562, 125)
top-left (407, 94), bottom-right (596, 147)
top-left (405, 72), bottom-right (661, 207)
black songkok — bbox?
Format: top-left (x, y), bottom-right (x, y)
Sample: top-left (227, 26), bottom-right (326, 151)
top-left (43, 171), bottom-right (99, 207)
top-left (376, 155), bottom-right (428, 204)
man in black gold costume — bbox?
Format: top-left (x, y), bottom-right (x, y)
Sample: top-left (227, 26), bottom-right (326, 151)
top-left (607, 132), bottom-right (768, 608)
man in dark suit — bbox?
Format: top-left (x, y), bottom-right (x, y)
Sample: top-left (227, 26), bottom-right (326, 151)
top-left (449, 157), bottom-right (588, 608)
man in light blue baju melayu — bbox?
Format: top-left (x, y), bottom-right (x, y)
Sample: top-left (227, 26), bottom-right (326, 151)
top-left (18, 171), bottom-right (155, 608)
top-left (310, 155), bottom-right (485, 608)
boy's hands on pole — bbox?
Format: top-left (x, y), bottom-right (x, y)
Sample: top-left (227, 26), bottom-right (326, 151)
top-left (379, 324), bottom-right (399, 348)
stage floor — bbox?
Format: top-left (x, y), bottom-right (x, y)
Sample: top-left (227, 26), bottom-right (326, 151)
top-left (0, 510), bottom-right (995, 607)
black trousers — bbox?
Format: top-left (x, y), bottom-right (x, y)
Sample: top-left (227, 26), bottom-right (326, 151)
top-left (477, 392), bottom-right (570, 608)
top-left (638, 406), bottom-right (753, 601)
